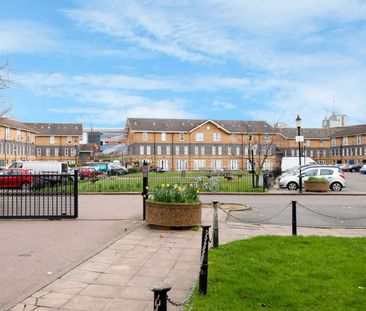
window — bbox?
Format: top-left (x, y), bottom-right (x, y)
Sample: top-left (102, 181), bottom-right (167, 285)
top-left (179, 133), bottom-right (184, 141)
top-left (157, 146), bottom-right (161, 155)
top-left (46, 148), bottom-right (50, 156)
top-left (193, 160), bottom-right (206, 170)
top-left (50, 136), bottom-right (56, 144)
top-left (55, 148), bottom-right (59, 157)
top-left (146, 146), bottom-right (151, 155)
top-left (5, 128), bottom-right (10, 140)
top-left (213, 133), bottom-right (221, 142)
top-left (244, 146), bottom-right (248, 156)
top-left (331, 138), bottom-right (336, 147)
top-left (175, 146), bottom-right (180, 155)
top-left (231, 134), bottom-right (237, 143)
top-left (67, 136), bottom-right (72, 144)
top-left (211, 160), bottom-right (223, 170)
top-left (194, 146), bottom-right (199, 155)
top-left (323, 150), bottom-right (327, 157)
top-left (26, 132), bottom-right (31, 142)
top-left (140, 146), bottom-right (144, 155)
top-left (356, 135), bottom-right (362, 145)
top-left (16, 130), bottom-right (21, 141)
top-left (212, 146), bottom-right (216, 155)
top-left (158, 160), bottom-right (170, 171)
top-left (306, 139), bottom-right (311, 146)
top-left (71, 148), bottom-right (76, 156)
top-left (37, 148), bottom-right (42, 156)
top-left (218, 146), bottom-right (222, 155)
top-left (229, 159), bottom-right (239, 170)
top-left (342, 136), bottom-right (348, 146)
top-left (319, 140), bottom-right (324, 147)
top-left (236, 147), bottom-right (240, 156)
top-left (304, 169), bottom-right (318, 177)
top-left (64, 148), bottom-right (69, 156)
top-left (143, 132), bottom-right (148, 141)
top-left (227, 146), bottom-right (232, 155)
top-left (196, 132), bottom-right (204, 141)
top-left (320, 169), bottom-right (334, 176)
top-left (184, 146), bottom-right (189, 155)
top-left (161, 132), bottom-right (166, 141)
top-left (263, 134), bottom-right (269, 144)
top-left (263, 160), bottom-right (272, 170)
top-left (166, 146), bottom-right (171, 155)
top-left (176, 160), bottom-right (188, 171)
top-left (200, 146), bottom-right (205, 155)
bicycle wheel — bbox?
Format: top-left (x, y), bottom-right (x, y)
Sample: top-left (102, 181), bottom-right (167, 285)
top-left (207, 179), bottom-right (220, 192)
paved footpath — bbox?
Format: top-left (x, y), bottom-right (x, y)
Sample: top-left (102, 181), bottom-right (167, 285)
top-left (10, 208), bottom-right (366, 311)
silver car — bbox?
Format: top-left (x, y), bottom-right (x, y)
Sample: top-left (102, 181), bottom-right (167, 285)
top-left (279, 166), bottom-right (346, 191)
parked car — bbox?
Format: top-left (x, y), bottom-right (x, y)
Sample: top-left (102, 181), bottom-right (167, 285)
top-left (347, 164), bottom-right (362, 172)
top-left (360, 165), bottom-right (366, 174)
top-left (279, 165), bottom-right (346, 191)
top-left (78, 167), bottom-right (99, 180)
top-left (0, 168), bottom-right (36, 191)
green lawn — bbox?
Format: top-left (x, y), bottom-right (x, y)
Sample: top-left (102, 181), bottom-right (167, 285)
top-left (78, 171), bottom-right (263, 192)
top-left (189, 236), bottom-right (366, 310)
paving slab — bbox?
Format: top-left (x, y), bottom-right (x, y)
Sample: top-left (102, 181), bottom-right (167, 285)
top-left (9, 207), bottom-right (366, 311)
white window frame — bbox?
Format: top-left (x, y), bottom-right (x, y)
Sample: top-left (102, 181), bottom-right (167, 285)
top-left (229, 159), bottom-right (239, 170)
top-left (194, 146), bottom-right (199, 155)
top-left (236, 146), bottom-right (240, 156)
top-left (37, 148), bottom-right (42, 156)
top-left (161, 132), bottom-right (166, 142)
top-left (16, 129), bottom-right (21, 141)
top-left (143, 132), bottom-right (148, 141)
top-left (166, 146), bottom-right (171, 155)
top-left (200, 146), bottom-right (205, 155)
top-left (231, 134), bottom-right (237, 143)
top-left (213, 133), bottom-right (221, 142)
top-left (175, 146), bottom-right (180, 155)
top-left (184, 146), bottom-right (189, 155)
top-left (140, 146), bottom-right (144, 155)
top-left (218, 146), bottom-right (222, 155)
top-left (176, 159), bottom-right (188, 171)
top-left (157, 146), bottom-right (161, 155)
top-left (146, 146), bottom-right (151, 155)
top-left (50, 136), bottom-right (56, 144)
top-left (179, 133), bottom-right (185, 141)
top-left (54, 148), bottom-right (59, 157)
top-left (331, 138), bottom-right (336, 147)
top-left (356, 135), bottom-right (362, 145)
top-left (342, 136), bottom-right (348, 146)
top-left (67, 136), bottom-right (72, 145)
top-left (5, 128), bottom-right (10, 140)
top-left (196, 132), bottom-right (204, 142)
top-left (46, 148), bottom-right (50, 157)
top-left (64, 148), bottom-right (69, 156)
top-left (212, 146), bottom-right (216, 155)
top-left (227, 146), bottom-right (231, 155)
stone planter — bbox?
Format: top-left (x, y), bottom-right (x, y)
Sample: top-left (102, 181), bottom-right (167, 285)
top-left (304, 181), bottom-right (329, 192)
top-left (146, 200), bottom-right (202, 228)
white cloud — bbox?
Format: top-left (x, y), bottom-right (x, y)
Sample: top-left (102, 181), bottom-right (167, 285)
top-left (0, 20), bottom-right (57, 53)
top-left (212, 100), bottom-right (236, 110)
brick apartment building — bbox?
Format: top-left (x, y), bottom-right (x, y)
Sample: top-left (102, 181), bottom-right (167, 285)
top-left (126, 118), bottom-right (366, 171)
top-left (0, 117), bottom-right (37, 166)
top-left (126, 118), bottom-right (278, 171)
top-left (24, 123), bottom-right (83, 164)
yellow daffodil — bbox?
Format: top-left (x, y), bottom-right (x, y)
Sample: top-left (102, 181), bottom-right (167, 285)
top-left (166, 184), bottom-right (170, 187)
top-left (174, 184), bottom-right (178, 188)
top-left (161, 184), bottom-right (165, 188)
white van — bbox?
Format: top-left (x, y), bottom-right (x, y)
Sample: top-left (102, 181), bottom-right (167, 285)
top-left (9, 161), bottom-right (68, 174)
top-left (281, 157), bottom-right (316, 172)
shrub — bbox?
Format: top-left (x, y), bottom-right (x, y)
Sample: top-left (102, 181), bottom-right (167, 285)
top-left (149, 183), bottom-right (200, 203)
top-left (306, 177), bottom-right (328, 183)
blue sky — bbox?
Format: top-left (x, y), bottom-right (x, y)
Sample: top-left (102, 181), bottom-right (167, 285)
top-left (1, 0), bottom-right (366, 128)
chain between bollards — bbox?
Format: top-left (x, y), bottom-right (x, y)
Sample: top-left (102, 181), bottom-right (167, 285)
top-left (150, 282), bottom-right (171, 311)
top-left (212, 201), bottom-right (219, 249)
top-left (292, 200), bottom-right (297, 236)
top-left (199, 225), bottom-right (211, 295)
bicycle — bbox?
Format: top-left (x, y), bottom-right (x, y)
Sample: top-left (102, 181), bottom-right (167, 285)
top-left (189, 175), bottom-right (220, 192)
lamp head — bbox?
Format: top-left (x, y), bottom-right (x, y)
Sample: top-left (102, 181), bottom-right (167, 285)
top-left (295, 115), bottom-right (302, 128)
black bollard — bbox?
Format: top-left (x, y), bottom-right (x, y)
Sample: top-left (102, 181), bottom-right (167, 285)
top-left (292, 200), bottom-right (297, 236)
top-left (199, 225), bottom-right (211, 295)
top-left (142, 162), bottom-right (149, 221)
top-left (150, 282), bottom-right (171, 311)
top-left (212, 201), bottom-right (219, 248)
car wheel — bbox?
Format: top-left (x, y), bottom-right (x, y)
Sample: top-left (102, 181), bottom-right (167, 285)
top-left (21, 182), bottom-right (31, 192)
top-left (330, 182), bottom-right (342, 191)
top-left (287, 182), bottom-right (298, 191)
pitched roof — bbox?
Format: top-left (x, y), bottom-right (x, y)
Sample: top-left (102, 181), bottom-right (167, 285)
top-left (278, 128), bottom-right (336, 139)
top-left (332, 124), bottom-right (366, 137)
top-left (0, 117), bottom-right (36, 132)
top-left (126, 118), bottom-right (275, 133)
top-left (24, 123), bottom-right (83, 136)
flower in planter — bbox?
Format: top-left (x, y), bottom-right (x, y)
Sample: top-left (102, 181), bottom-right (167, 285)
top-left (149, 183), bottom-right (200, 204)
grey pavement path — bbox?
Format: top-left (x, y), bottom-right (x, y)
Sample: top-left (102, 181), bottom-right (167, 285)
top-left (0, 195), bottom-right (143, 311)
top-left (10, 207), bottom-right (366, 311)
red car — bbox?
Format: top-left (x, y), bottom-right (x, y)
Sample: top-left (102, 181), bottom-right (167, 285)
top-left (0, 168), bottom-right (35, 191)
top-left (78, 167), bottom-right (99, 180)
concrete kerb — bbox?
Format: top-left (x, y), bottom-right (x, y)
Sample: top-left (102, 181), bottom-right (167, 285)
top-left (78, 192), bottom-right (366, 196)
top-left (2, 221), bottom-right (144, 311)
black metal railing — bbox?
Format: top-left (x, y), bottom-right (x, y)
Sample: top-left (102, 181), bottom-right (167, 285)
top-left (0, 171), bottom-right (78, 219)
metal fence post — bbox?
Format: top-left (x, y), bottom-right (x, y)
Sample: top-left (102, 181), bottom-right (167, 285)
top-left (199, 225), bottom-right (211, 295)
top-left (212, 201), bottom-right (219, 248)
top-left (150, 282), bottom-right (171, 311)
top-left (74, 170), bottom-right (79, 218)
top-left (292, 200), bottom-right (297, 236)
top-left (142, 162), bottom-right (149, 221)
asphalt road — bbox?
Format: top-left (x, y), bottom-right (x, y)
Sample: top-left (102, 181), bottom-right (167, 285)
top-left (200, 194), bottom-right (366, 228)
top-left (342, 172), bottom-right (366, 192)
top-left (0, 195), bottom-right (143, 311)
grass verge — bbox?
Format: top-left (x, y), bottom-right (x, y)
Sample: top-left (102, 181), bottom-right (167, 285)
top-left (189, 236), bottom-right (366, 310)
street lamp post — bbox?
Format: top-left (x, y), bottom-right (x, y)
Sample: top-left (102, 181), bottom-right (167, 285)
top-left (303, 142), bottom-right (306, 165)
top-left (296, 115), bottom-right (303, 193)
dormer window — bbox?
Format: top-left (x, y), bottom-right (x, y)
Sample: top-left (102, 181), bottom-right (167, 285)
top-left (161, 132), bottom-right (166, 141)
